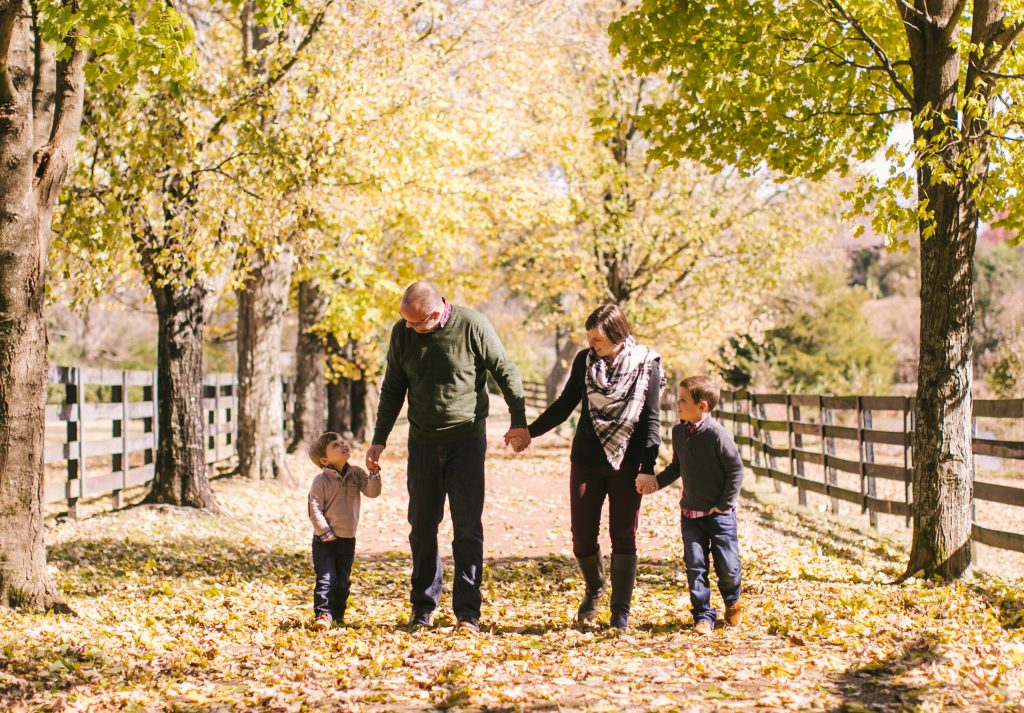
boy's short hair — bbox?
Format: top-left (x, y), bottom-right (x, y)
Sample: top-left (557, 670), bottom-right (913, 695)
top-left (585, 304), bottom-right (632, 345)
top-left (680, 375), bottom-right (720, 411)
top-left (308, 431), bottom-right (342, 466)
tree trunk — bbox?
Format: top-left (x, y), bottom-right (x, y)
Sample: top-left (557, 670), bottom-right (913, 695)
top-left (350, 374), bottom-right (367, 442)
top-left (545, 324), bottom-right (579, 405)
top-left (236, 245), bottom-right (295, 482)
top-left (325, 337), bottom-right (369, 441)
top-left (901, 11), bottom-right (978, 580)
top-left (288, 279), bottom-right (327, 453)
top-left (327, 375), bottom-right (352, 435)
top-left (0, 3), bottom-right (83, 612)
top-left (144, 281), bottom-right (220, 511)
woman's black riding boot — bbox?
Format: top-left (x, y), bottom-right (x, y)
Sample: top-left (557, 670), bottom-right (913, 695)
top-left (575, 549), bottom-right (605, 625)
top-left (609, 553), bottom-right (638, 630)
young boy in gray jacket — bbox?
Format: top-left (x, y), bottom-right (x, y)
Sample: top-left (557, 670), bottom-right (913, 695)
top-left (307, 431), bottom-right (382, 630)
top-left (636, 375), bottom-right (744, 636)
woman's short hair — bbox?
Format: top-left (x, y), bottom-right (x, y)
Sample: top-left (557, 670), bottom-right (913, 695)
top-left (585, 304), bottom-right (632, 345)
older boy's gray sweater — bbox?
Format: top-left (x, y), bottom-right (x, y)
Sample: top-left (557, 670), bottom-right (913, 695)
top-left (655, 417), bottom-right (744, 512)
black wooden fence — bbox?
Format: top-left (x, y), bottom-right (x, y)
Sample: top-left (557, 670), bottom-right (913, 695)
top-left (45, 367), bottom-right (300, 514)
top-left (715, 390), bottom-right (1024, 555)
top-left (522, 380), bottom-right (1024, 556)
top-left (51, 369), bottom-right (1024, 556)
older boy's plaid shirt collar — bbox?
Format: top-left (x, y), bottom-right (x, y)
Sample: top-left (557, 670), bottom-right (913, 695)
top-left (685, 418), bottom-right (708, 434)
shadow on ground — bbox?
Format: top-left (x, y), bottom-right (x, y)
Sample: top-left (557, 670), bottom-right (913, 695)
top-left (830, 634), bottom-right (944, 712)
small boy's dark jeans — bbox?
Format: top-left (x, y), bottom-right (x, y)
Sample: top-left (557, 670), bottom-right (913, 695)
top-left (312, 535), bottom-right (356, 620)
top-left (682, 511), bottom-right (742, 625)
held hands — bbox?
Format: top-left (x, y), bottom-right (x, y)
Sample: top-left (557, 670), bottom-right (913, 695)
top-left (635, 472), bottom-right (657, 495)
top-left (365, 444), bottom-right (384, 474)
top-left (504, 427), bottom-right (531, 453)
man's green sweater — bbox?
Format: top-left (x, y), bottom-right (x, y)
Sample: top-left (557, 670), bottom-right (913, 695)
top-left (372, 305), bottom-right (527, 445)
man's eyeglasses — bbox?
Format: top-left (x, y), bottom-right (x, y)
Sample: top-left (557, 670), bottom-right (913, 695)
top-left (406, 311), bottom-right (438, 329)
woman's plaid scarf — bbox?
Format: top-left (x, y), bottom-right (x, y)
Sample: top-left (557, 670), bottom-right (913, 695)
top-left (584, 337), bottom-right (662, 469)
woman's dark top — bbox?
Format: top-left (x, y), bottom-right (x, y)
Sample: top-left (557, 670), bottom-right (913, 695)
top-left (528, 349), bottom-right (662, 473)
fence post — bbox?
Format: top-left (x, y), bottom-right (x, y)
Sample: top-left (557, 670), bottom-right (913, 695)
top-left (971, 411), bottom-right (978, 563)
top-left (214, 373), bottom-right (222, 462)
top-left (823, 401), bottom-right (839, 514)
top-left (111, 370), bottom-right (128, 510)
top-left (151, 368), bottom-right (159, 458)
top-left (791, 397), bottom-right (807, 506)
top-left (66, 368), bottom-right (85, 519)
top-left (231, 374), bottom-right (239, 456)
top-left (861, 402), bottom-right (878, 528)
top-left (904, 399), bottom-right (913, 527)
top-left (758, 398), bottom-right (782, 493)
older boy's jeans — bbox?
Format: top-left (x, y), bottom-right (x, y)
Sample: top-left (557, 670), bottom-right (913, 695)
top-left (682, 511), bottom-right (742, 625)
top-left (312, 536), bottom-right (355, 620)
top-left (407, 434), bottom-right (486, 620)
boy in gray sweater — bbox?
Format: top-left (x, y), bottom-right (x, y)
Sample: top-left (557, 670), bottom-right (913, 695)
top-left (636, 375), bottom-right (744, 636)
top-left (307, 432), bottom-right (381, 630)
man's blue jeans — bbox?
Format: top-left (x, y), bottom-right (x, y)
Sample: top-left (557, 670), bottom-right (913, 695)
top-left (407, 434), bottom-right (486, 620)
top-left (682, 511), bottom-right (742, 625)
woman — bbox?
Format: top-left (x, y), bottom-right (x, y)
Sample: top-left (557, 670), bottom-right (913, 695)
top-left (526, 304), bottom-right (662, 629)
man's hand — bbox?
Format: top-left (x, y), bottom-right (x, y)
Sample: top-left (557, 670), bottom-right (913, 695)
top-left (504, 427), bottom-right (531, 453)
top-left (708, 506), bottom-right (729, 515)
top-left (635, 473), bottom-right (658, 495)
top-left (366, 444), bottom-right (385, 474)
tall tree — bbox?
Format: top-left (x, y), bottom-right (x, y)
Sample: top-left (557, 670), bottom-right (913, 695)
top-left (497, 1), bottom-right (832, 372)
top-left (611, 0), bottom-right (1024, 579)
top-left (55, 0), bottom-right (329, 508)
top-left (234, 7), bottom-right (301, 483)
top-left (0, 0), bottom-right (193, 610)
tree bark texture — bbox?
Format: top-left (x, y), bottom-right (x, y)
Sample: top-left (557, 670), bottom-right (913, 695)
top-left (0, 2), bottom-right (84, 611)
top-left (288, 279), bottom-right (327, 453)
top-left (326, 338), bottom-right (368, 442)
top-left (144, 280), bottom-right (221, 511)
top-left (545, 324), bottom-right (580, 406)
top-left (236, 246), bottom-right (295, 482)
top-left (898, 0), bottom-right (1004, 579)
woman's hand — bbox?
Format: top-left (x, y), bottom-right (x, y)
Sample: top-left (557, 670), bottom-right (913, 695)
top-left (635, 472), bottom-right (657, 495)
top-left (504, 427), bottom-right (531, 453)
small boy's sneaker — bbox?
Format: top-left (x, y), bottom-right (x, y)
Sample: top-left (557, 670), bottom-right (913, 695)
top-left (408, 608), bottom-right (434, 629)
top-left (456, 617), bottom-right (480, 633)
top-left (694, 620), bottom-right (713, 636)
top-left (313, 613), bottom-right (332, 631)
top-left (725, 601), bottom-right (742, 627)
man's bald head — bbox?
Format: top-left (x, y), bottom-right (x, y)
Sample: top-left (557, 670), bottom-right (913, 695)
top-left (401, 281), bottom-right (443, 314)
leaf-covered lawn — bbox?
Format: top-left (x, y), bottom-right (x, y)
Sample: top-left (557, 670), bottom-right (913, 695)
top-left (4, 439), bottom-right (1024, 711)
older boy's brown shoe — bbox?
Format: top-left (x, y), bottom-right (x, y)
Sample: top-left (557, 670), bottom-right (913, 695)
top-left (694, 620), bottom-right (713, 636)
top-left (725, 601), bottom-right (742, 627)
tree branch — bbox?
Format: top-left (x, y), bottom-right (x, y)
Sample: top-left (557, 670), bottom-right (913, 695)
top-left (202, 0), bottom-right (334, 149)
top-left (33, 24), bottom-right (86, 211)
top-left (825, 0), bottom-right (915, 107)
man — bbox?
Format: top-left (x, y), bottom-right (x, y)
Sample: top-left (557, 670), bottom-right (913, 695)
top-left (366, 281), bottom-right (531, 632)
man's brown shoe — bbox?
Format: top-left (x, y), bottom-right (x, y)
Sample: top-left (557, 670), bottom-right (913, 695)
top-left (725, 601), bottom-right (742, 627)
top-left (694, 620), bottom-right (713, 636)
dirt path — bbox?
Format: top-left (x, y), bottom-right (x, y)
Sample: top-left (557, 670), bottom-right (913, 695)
top-left (1, 426), bottom-right (1021, 711)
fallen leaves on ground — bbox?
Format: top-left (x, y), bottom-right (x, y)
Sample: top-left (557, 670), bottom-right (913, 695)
top-left (3, 438), bottom-right (1023, 711)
